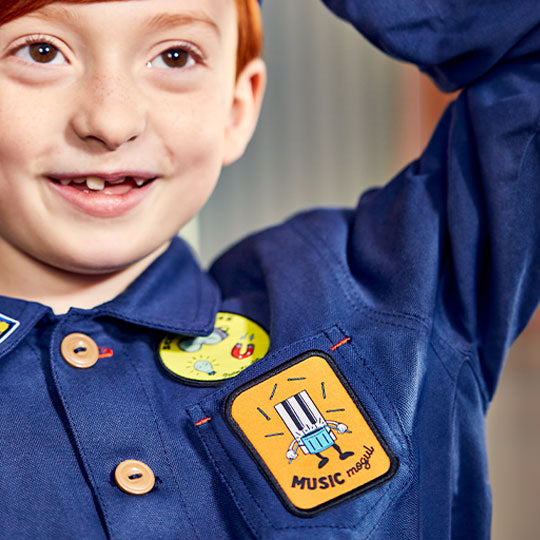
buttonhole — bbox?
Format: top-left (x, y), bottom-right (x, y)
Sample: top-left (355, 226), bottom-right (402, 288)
top-left (129, 473), bottom-right (143, 480)
top-left (74, 347), bottom-right (87, 354)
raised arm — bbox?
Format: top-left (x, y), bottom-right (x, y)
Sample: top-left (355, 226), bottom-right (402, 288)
top-left (318, 0), bottom-right (540, 397)
top-left (322, 0), bottom-right (540, 91)
top-left (204, 4), bottom-right (540, 535)
top-left (212, 2), bottom-right (540, 400)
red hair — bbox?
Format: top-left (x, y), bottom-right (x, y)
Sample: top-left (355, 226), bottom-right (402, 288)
top-left (234, 0), bottom-right (263, 76)
top-left (0, 0), bottom-right (263, 77)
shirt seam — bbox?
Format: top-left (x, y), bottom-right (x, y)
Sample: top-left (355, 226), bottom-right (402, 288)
top-left (289, 219), bottom-right (431, 334)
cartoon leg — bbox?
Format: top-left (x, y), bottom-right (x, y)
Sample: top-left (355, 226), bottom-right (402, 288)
top-left (314, 452), bottom-right (330, 469)
top-left (333, 443), bottom-right (354, 461)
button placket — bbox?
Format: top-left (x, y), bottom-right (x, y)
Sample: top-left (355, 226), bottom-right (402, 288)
top-left (50, 320), bottom-right (199, 539)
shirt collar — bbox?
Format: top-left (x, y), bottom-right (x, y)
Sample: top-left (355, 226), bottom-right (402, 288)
top-left (0, 237), bottom-right (220, 358)
top-left (95, 237), bottom-right (220, 335)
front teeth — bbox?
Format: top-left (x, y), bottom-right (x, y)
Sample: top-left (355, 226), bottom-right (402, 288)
top-left (57, 175), bottom-right (150, 190)
top-left (85, 176), bottom-right (106, 190)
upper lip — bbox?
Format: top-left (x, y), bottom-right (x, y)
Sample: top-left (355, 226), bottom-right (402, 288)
top-left (46, 171), bottom-right (159, 182)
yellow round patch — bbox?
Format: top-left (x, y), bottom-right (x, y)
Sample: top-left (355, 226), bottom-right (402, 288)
top-left (159, 312), bottom-right (270, 385)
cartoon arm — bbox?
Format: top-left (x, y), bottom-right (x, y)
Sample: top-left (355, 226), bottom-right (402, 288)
top-left (286, 440), bottom-right (299, 462)
top-left (327, 420), bottom-right (350, 434)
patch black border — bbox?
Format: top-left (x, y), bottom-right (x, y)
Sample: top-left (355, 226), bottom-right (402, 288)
top-left (224, 349), bottom-right (399, 518)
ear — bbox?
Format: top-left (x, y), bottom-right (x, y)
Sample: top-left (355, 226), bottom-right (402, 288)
top-left (222, 58), bottom-right (267, 166)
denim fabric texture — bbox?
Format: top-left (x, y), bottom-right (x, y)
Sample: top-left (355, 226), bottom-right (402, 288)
top-left (1, 1), bottom-right (539, 538)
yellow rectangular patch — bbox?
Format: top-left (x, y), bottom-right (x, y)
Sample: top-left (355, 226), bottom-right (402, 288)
top-left (225, 351), bottom-right (398, 516)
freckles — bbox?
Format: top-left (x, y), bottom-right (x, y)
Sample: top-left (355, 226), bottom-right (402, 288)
top-left (0, 87), bottom-right (64, 158)
top-left (0, 117), bottom-right (31, 159)
top-left (0, 117), bottom-right (51, 162)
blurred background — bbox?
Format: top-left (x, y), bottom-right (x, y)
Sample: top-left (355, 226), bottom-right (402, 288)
top-left (181, 1), bottom-right (540, 536)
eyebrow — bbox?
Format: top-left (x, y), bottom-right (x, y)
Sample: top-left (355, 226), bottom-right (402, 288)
top-left (145, 12), bottom-right (221, 37)
top-left (27, 5), bottom-right (221, 38)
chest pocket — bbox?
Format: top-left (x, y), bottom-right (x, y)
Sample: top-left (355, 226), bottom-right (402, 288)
top-left (186, 326), bottom-right (413, 539)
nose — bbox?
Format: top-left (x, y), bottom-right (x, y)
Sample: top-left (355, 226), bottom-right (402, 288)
top-left (71, 70), bottom-right (146, 151)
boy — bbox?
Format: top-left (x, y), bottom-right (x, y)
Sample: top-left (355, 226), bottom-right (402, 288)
top-left (0, 0), bottom-right (538, 539)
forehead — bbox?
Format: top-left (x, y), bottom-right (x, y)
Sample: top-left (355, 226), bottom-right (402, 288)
top-left (11, 0), bottom-right (237, 37)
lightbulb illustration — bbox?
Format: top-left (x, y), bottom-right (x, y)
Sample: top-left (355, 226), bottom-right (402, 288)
top-left (193, 360), bottom-right (215, 376)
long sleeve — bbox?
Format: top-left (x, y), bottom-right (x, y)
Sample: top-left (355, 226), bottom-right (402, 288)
top-left (318, 0), bottom-right (540, 396)
top-left (322, 0), bottom-right (540, 91)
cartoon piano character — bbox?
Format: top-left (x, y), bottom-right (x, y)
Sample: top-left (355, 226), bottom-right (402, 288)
top-left (275, 390), bottom-right (355, 469)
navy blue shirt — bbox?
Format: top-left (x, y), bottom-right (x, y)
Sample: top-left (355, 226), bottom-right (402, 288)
top-left (1, 1), bottom-right (539, 538)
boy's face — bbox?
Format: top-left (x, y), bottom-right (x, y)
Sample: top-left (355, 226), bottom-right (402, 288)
top-left (0, 0), bottom-right (265, 276)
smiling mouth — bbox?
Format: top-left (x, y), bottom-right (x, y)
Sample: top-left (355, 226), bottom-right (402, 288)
top-left (47, 175), bottom-right (157, 194)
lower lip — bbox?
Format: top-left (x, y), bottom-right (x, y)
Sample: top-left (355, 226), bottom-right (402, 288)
top-left (46, 177), bottom-right (156, 218)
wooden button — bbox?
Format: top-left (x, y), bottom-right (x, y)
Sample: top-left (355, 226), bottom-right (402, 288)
top-left (114, 460), bottom-right (155, 495)
top-left (60, 333), bottom-right (99, 369)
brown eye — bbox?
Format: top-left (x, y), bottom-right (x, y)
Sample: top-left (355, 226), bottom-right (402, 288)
top-left (28, 42), bottom-right (58, 63)
top-left (147, 44), bottom-right (198, 70)
top-left (161, 48), bottom-right (191, 68)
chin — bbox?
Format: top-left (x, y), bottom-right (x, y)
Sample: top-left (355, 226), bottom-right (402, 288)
top-left (43, 239), bottom-right (168, 277)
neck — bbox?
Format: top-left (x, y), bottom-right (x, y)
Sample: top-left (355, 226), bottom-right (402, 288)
top-left (0, 240), bottom-right (169, 315)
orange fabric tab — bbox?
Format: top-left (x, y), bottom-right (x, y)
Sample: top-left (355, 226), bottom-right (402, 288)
top-left (330, 337), bottom-right (351, 351)
top-left (226, 352), bottom-right (398, 516)
top-left (98, 347), bottom-right (114, 359)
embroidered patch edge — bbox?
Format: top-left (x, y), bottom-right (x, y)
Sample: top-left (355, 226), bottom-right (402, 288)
top-left (0, 313), bottom-right (20, 345)
top-left (224, 349), bottom-right (399, 518)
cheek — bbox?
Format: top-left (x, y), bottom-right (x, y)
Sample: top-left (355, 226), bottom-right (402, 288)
top-left (0, 85), bottom-right (64, 172)
top-left (160, 91), bottom-right (229, 176)
top-left (0, 107), bottom-right (30, 163)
